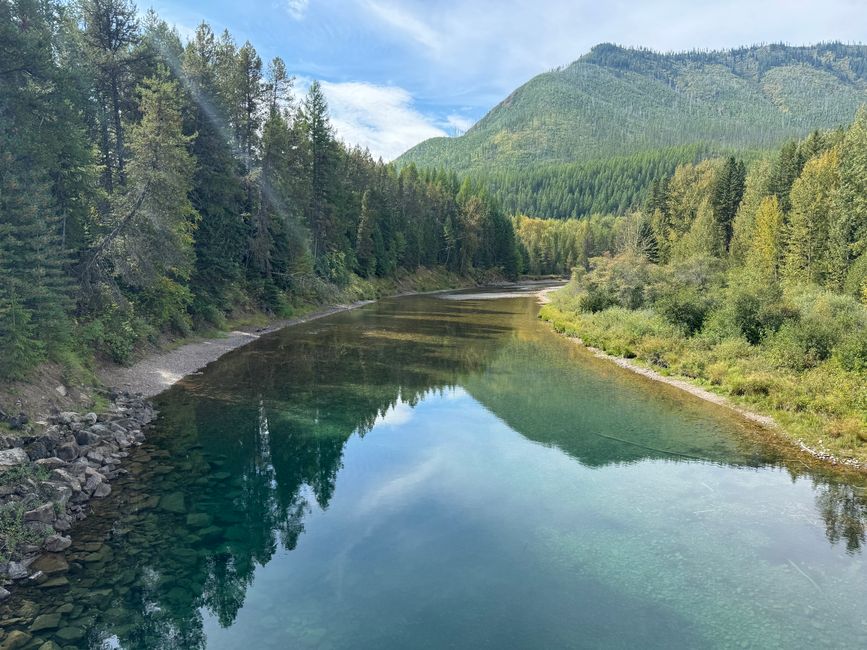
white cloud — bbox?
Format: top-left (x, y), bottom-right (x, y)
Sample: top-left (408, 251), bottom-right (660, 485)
top-left (363, 1), bottom-right (442, 53)
top-left (357, 0), bottom-right (867, 114)
top-left (285, 0), bottom-right (309, 20)
top-left (319, 80), bottom-right (447, 160)
top-left (445, 114), bottom-right (474, 135)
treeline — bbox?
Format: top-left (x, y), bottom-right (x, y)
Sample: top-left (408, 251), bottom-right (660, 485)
top-left (480, 145), bottom-right (722, 219)
top-left (0, 1), bottom-right (518, 379)
top-left (582, 42), bottom-right (867, 85)
top-left (542, 108), bottom-right (867, 451)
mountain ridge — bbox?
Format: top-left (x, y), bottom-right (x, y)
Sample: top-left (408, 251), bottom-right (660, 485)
top-left (397, 42), bottom-right (867, 175)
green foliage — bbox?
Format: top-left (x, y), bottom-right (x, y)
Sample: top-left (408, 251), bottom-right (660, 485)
top-left (0, 6), bottom-right (518, 380)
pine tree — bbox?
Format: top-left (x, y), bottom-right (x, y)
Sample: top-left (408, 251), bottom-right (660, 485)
top-left (86, 67), bottom-right (198, 290)
top-left (0, 0), bottom-right (76, 377)
top-left (301, 81), bottom-right (338, 258)
top-left (183, 22), bottom-right (247, 319)
top-left (81, 0), bottom-right (141, 193)
top-left (356, 190), bottom-right (377, 278)
top-left (710, 156), bottom-right (746, 250)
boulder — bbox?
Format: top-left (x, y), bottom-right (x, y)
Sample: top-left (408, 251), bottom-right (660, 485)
top-left (6, 561), bottom-right (30, 580)
top-left (0, 449), bottom-right (29, 468)
top-left (31, 554), bottom-right (67, 576)
top-left (92, 483), bottom-right (111, 498)
top-left (54, 626), bottom-right (85, 642)
top-left (29, 612), bottom-right (61, 633)
top-left (23, 503), bottom-right (56, 524)
top-left (55, 442), bottom-right (79, 462)
top-left (34, 458), bottom-right (67, 471)
top-left (23, 441), bottom-right (50, 461)
top-left (0, 630), bottom-right (32, 650)
top-left (160, 492), bottom-right (186, 513)
top-left (0, 586), bottom-right (9, 601)
top-left (73, 430), bottom-right (100, 446)
top-left (50, 469), bottom-right (81, 493)
top-left (44, 535), bottom-right (71, 553)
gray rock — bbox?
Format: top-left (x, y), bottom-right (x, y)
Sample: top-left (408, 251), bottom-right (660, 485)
top-left (93, 483), bottom-right (111, 498)
top-left (55, 442), bottom-right (79, 462)
top-left (88, 424), bottom-right (111, 437)
top-left (52, 518), bottom-right (71, 532)
top-left (23, 441), bottom-right (50, 460)
top-left (84, 412), bottom-right (98, 425)
top-left (0, 586), bottom-right (9, 601)
top-left (73, 429), bottom-right (100, 446)
top-left (44, 535), bottom-right (71, 552)
top-left (34, 457), bottom-right (67, 470)
top-left (0, 448), bottom-right (29, 468)
top-left (24, 503), bottom-right (56, 524)
top-left (50, 469), bottom-right (81, 493)
top-left (7, 561), bottom-right (30, 580)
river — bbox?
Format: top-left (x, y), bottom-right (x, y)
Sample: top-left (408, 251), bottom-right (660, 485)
top-left (3, 287), bottom-right (867, 648)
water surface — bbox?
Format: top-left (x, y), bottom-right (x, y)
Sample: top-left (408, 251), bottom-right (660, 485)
top-left (4, 288), bottom-right (867, 648)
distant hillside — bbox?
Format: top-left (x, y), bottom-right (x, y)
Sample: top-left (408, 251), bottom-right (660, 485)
top-left (397, 43), bottom-right (867, 216)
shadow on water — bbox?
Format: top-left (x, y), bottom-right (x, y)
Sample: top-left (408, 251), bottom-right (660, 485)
top-left (3, 289), bottom-right (867, 648)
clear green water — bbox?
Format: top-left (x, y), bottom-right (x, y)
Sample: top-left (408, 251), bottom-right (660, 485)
top-left (5, 288), bottom-right (867, 649)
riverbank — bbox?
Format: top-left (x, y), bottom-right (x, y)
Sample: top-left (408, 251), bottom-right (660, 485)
top-left (537, 293), bottom-right (867, 472)
top-left (97, 301), bottom-right (374, 399)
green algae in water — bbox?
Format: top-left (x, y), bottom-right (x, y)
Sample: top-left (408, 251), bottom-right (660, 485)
top-left (3, 289), bottom-right (867, 649)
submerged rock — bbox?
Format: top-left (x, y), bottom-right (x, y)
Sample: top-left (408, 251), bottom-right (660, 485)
top-left (0, 630), bottom-right (32, 650)
top-left (29, 612), bottom-right (61, 632)
top-left (160, 492), bottom-right (186, 513)
top-left (54, 626), bottom-right (85, 642)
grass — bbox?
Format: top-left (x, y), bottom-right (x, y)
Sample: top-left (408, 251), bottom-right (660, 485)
top-left (540, 302), bottom-right (867, 465)
top-left (0, 501), bottom-right (49, 563)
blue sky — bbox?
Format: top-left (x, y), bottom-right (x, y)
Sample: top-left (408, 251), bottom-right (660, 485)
top-left (151, 0), bottom-right (866, 160)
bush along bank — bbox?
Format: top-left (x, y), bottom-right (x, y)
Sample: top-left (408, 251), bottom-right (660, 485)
top-left (0, 392), bottom-right (155, 595)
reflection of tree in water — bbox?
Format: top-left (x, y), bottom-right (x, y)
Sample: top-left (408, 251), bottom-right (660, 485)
top-left (54, 297), bottom-right (517, 647)
top-left (814, 481), bottom-right (867, 553)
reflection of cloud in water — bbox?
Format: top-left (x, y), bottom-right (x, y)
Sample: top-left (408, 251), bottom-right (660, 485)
top-left (375, 400), bottom-right (415, 427)
top-left (356, 451), bottom-right (445, 517)
top-left (371, 387), bottom-right (467, 428)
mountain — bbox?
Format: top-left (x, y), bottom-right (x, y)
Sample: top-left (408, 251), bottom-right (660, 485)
top-left (397, 43), bottom-right (867, 215)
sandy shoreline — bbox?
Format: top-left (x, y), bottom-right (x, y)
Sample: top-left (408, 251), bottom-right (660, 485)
top-left (535, 290), bottom-right (867, 472)
top-left (98, 300), bottom-right (375, 398)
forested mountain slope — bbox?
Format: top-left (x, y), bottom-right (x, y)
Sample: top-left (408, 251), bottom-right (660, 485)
top-left (398, 43), bottom-right (867, 217)
top-left (400, 43), bottom-right (867, 172)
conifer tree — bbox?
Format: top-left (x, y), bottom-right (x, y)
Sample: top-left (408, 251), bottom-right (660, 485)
top-left (784, 149), bottom-right (839, 284)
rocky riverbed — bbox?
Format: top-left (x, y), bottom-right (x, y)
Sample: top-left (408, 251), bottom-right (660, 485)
top-left (0, 393), bottom-right (155, 604)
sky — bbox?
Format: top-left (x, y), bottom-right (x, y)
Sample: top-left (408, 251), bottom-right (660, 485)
top-left (150, 0), bottom-right (867, 160)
